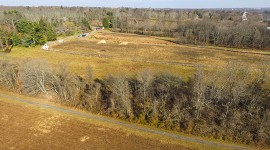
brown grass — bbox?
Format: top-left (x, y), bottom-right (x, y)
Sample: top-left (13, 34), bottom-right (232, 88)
top-left (53, 30), bottom-right (270, 68)
top-left (1, 30), bottom-right (269, 80)
top-left (0, 99), bottom-right (193, 150)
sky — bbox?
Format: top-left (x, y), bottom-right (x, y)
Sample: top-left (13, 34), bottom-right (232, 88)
top-left (1, 0), bottom-right (270, 8)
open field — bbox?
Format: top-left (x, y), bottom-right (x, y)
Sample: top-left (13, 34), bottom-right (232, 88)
top-left (0, 90), bottom-right (251, 150)
top-left (1, 31), bottom-right (269, 150)
top-left (1, 30), bottom-right (270, 79)
top-left (0, 101), bottom-right (189, 149)
top-left (53, 31), bottom-right (270, 68)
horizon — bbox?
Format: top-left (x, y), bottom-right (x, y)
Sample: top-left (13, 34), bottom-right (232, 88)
top-left (1, 5), bottom-right (270, 9)
top-left (1, 0), bottom-right (270, 9)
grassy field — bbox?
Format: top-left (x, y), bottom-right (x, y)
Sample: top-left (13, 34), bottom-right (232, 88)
top-left (1, 30), bottom-right (270, 79)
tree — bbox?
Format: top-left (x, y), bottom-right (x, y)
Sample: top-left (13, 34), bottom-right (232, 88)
top-left (19, 60), bottom-right (54, 96)
top-left (253, 28), bottom-right (262, 48)
top-left (0, 60), bottom-right (18, 89)
top-left (107, 76), bottom-right (133, 118)
top-left (15, 20), bottom-right (33, 34)
top-left (3, 10), bottom-right (22, 30)
top-left (53, 63), bottom-right (80, 103)
top-left (11, 33), bottom-right (21, 46)
top-left (39, 18), bottom-right (57, 41)
top-left (46, 25), bottom-right (57, 41)
top-left (103, 17), bottom-right (110, 28)
top-left (32, 22), bottom-right (46, 45)
top-left (81, 17), bottom-right (91, 31)
top-left (0, 25), bottom-right (13, 51)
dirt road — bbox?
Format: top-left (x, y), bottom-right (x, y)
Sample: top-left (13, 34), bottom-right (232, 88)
top-left (0, 92), bottom-right (249, 150)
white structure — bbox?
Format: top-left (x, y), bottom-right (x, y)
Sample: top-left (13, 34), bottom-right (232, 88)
top-left (242, 12), bottom-right (248, 21)
top-left (42, 44), bottom-right (49, 50)
top-left (267, 27), bottom-right (270, 30)
top-left (58, 39), bottom-right (64, 43)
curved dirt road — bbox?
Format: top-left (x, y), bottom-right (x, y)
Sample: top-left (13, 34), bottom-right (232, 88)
top-left (0, 93), bottom-right (249, 150)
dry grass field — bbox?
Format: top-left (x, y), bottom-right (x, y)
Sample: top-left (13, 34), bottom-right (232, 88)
top-left (0, 99), bottom-right (192, 150)
top-left (0, 89), bottom-right (248, 150)
top-left (1, 30), bottom-right (270, 79)
top-left (1, 31), bottom-right (266, 150)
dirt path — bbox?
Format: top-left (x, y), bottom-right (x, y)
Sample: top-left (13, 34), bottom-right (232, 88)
top-left (0, 92), bottom-right (249, 150)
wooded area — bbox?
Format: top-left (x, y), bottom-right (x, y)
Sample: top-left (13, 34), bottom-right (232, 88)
top-left (0, 6), bottom-right (270, 50)
top-left (0, 59), bottom-right (269, 147)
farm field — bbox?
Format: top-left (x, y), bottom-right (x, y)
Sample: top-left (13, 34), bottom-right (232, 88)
top-left (0, 90), bottom-right (243, 150)
top-left (0, 99), bottom-right (190, 150)
top-left (2, 30), bottom-right (270, 79)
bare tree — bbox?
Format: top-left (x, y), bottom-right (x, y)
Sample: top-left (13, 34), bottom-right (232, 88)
top-left (192, 68), bottom-right (207, 119)
top-left (52, 63), bottom-right (80, 103)
top-left (107, 75), bottom-right (132, 118)
top-left (19, 60), bottom-right (54, 96)
top-left (0, 60), bottom-right (18, 89)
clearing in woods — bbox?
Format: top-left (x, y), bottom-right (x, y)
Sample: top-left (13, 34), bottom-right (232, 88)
top-left (2, 30), bottom-right (270, 79)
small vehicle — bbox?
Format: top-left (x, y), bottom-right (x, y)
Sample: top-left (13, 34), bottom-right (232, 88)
top-left (78, 34), bottom-right (87, 37)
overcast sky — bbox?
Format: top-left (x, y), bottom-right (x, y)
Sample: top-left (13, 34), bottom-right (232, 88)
top-left (1, 0), bottom-right (270, 8)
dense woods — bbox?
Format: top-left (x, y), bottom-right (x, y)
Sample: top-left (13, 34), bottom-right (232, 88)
top-left (1, 6), bottom-right (270, 50)
top-left (0, 59), bottom-right (269, 147)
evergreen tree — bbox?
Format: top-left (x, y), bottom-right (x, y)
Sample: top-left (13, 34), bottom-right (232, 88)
top-left (46, 25), bottom-right (57, 41)
top-left (16, 20), bottom-right (33, 34)
top-left (32, 22), bottom-right (46, 45)
top-left (103, 18), bottom-right (110, 28)
top-left (11, 33), bottom-right (21, 46)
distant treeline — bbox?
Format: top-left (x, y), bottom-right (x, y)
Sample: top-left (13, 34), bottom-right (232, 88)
top-left (0, 59), bottom-right (269, 147)
top-left (1, 6), bottom-right (270, 49)
top-left (177, 20), bottom-right (270, 49)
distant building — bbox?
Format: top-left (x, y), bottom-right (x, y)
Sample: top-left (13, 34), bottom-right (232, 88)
top-left (78, 34), bottom-right (87, 37)
top-left (96, 27), bottom-right (105, 31)
top-left (242, 12), bottom-right (248, 21)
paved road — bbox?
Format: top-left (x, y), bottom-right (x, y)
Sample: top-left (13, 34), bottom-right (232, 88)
top-left (0, 93), bottom-right (248, 150)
